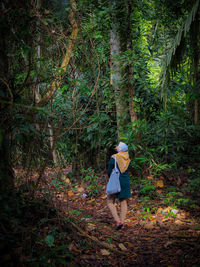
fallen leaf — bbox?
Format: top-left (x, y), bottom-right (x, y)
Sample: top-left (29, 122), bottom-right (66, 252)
top-left (101, 241), bottom-right (115, 249)
top-left (144, 222), bottom-right (154, 230)
top-left (118, 243), bottom-right (127, 251)
top-left (77, 186), bottom-right (84, 193)
top-left (88, 199), bottom-right (95, 203)
top-left (86, 223), bottom-right (96, 231)
top-left (68, 191), bottom-right (74, 197)
top-left (100, 249), bottom-right (110, 256)
top-left (131, 253), bottom-right (137, 258)
top-left (65, 178), bottom-right (71, 185)
top-left (125, 242), bottom-right (133, 248)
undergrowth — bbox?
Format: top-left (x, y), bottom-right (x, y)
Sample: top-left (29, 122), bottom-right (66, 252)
top-left (0, 190), bottom-right (77, 266)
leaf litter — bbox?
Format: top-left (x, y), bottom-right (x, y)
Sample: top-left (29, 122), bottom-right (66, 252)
top-left (14, 167), bottom-right (200, 266)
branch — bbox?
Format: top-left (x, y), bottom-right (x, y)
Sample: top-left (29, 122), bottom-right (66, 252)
top-left (70, 221), bottom-right (126, 255)
top-left (38, 0), bottom-right (78, 106)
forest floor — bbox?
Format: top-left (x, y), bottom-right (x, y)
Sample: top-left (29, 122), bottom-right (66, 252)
top-left (14, 166), bottom-right (200, 266)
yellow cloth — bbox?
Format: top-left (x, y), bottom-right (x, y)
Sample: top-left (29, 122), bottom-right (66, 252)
top-left (112, 151), bottom-right (130, 173)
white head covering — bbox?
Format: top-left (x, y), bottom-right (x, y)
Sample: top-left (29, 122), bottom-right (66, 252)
top-left (117, 142), bottom-right (128, 152)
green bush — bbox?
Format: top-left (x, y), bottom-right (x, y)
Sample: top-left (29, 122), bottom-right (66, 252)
top-left (81, 167), bottom-right (102, 197)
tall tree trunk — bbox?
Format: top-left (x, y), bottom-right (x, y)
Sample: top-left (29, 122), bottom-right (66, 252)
top-left (36, 0), bottom-right (41, 99)
top-left (110, 25), bottom-right (130, 139)
top-left (191, 14), bottom-right (199, 125)
top-left (126, 0), bottom-right (138, 124)
top-left (110, 25), bottom-right (123, 139)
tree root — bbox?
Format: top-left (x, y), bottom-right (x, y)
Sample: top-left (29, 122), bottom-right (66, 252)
top-left (69, 221), bottom-right (126, 255)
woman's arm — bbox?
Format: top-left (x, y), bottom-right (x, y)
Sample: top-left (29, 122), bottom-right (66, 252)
top-left (107, 157), bottom-right (115, 176)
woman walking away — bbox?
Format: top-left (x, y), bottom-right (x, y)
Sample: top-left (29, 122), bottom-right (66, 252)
top-left (107, 142), bottom-right (131, 230)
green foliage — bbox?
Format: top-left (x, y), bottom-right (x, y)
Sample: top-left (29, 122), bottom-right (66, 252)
top-left (81, 167), bottom-right (102, 197)
top-left (184, 170), bottom-right (200, 203)
top-left (132, 177), bottom-right (156, 198)
top-left (162, 189), bottom-right (196, 209)
top-left (69, 209), bottom-right (81, 215)
top-left (140, 180), bottom-right (156, 197)
top-left (0, 190), bottom-right (75, 266)
top-left (137, 205), bottom-right (158, 221)
top-left (45, 234), bottom-right (55, 247)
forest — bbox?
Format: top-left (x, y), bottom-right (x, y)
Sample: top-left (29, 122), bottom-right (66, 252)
top-left (0, 0), bottom-right (200, 266)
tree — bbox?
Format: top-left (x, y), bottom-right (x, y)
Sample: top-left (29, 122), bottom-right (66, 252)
top-left (0, 0), bottom-right (79, 191)
top-left (110, 0), bottom-right (134, 140)
top-left (0, 0), bottom-right (34, 192)
top-left (161, 0), bottom-right (200, 124)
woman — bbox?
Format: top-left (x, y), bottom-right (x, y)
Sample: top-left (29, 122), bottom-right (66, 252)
top-left (107, 142), bottom-right (131, 230)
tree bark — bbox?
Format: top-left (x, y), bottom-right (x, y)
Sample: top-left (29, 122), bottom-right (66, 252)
top-left (126, 0), bottom-right (138, 124)
top-left (110, 25), bottom-right (130, 139)
top-left (110, 25), bottom-right (123, 139)
top-left (48, 123), bottom-right (58, 165)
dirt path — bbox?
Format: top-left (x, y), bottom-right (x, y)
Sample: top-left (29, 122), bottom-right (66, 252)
top-left (54, 181), bottom-right (200, 267)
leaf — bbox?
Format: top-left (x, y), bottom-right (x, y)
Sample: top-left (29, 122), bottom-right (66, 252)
top-left (156, 189), bottom-right (163, 194)
top-left (62, 176), bottom-right (71, 185)
top-left (68, 191), bottom-right (74, 197)
top-left (118, 243), bottom-right (127, 251)
top-left (144, 222), bottom-right (154, 230)
top-left (156, 180), bottom-right (164, 188)
top-left (86, 223), bottom-right (96, 231)
top-left (45, 234), bottom-right (54, 247)
top-left (100, 249), bottom-right (110, 256)
top-left (69, 209), bottom-right (80, 215)
top-left (77, 186), bottom-right (84, 193)
top-left (88, 198), bottom-right (95, 203)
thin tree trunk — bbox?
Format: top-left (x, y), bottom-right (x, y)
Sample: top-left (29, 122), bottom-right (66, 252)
top-left (194, 99), bottom-right (198, 125)
top-left (48, 123), bottom-right (58, 165)
top-left (128, 79), bottom-right (138, 123)
top-left (36, 0), bottom-right (41, 100)
top-left (192, 15), bottom-right (199, 125)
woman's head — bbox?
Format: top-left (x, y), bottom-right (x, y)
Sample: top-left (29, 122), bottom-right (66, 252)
top-left (116, 142), bottom-right (128, 152)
